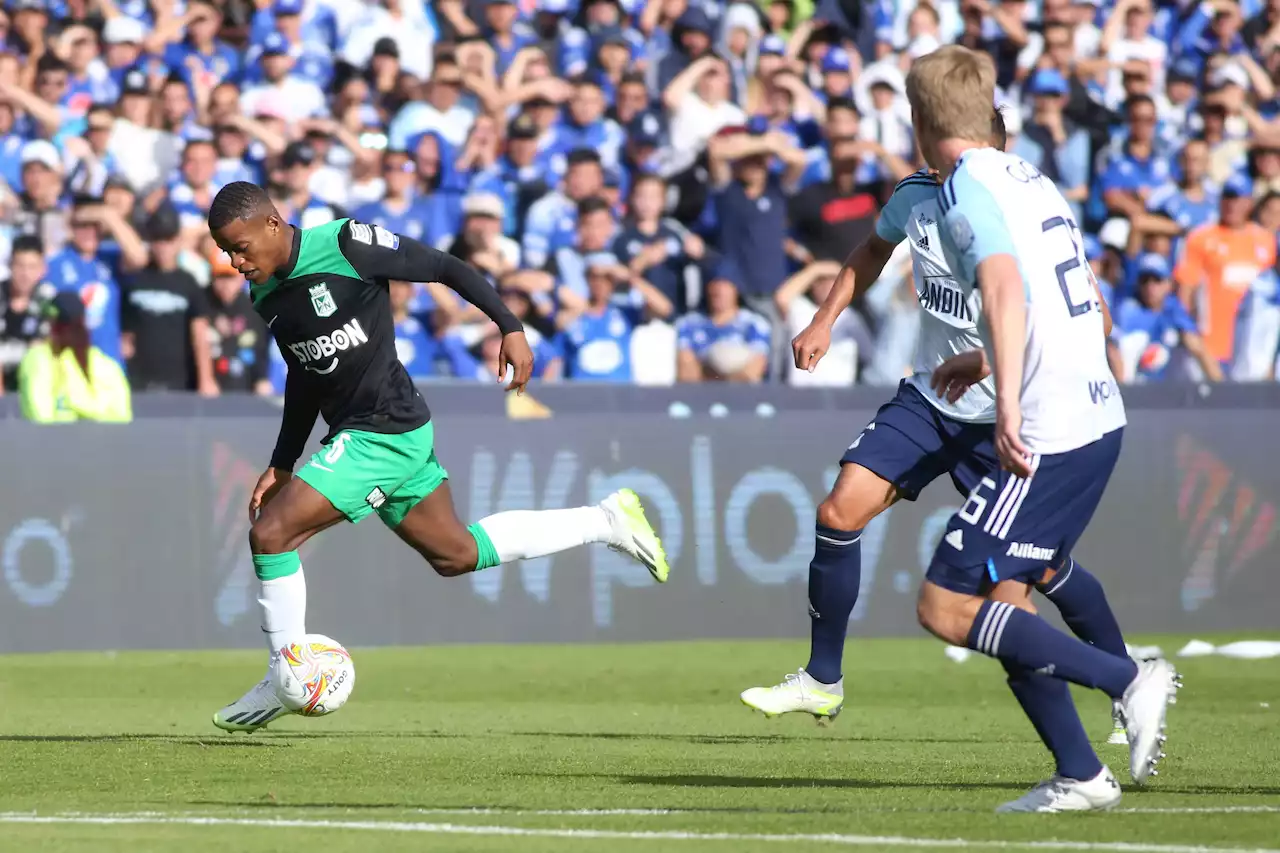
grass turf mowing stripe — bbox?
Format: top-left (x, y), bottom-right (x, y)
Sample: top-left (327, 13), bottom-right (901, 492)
top-left (0, 814), bottom-right (1277, 852)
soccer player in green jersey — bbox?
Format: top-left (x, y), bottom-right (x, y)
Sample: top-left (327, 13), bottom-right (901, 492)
top-left (207, 182), bottom-right (669, 731)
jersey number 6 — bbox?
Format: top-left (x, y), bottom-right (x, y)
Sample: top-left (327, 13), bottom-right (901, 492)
top-left (1041, 217), bottom-right (1093, 319)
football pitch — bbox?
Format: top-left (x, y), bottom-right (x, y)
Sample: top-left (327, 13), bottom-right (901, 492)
top-left (1, 638), bottom-right (1277, 852)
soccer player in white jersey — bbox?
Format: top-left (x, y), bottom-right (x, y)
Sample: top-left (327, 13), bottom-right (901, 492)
top-left (742, 110), bottom-right (1134, 748)
top-left (906, 45), bottom-right (1178, 812)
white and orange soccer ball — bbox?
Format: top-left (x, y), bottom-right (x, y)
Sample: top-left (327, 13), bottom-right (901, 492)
top-left (270, 634), bottom-right (356, 716)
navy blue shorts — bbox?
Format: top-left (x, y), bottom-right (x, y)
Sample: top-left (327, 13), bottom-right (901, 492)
top-left (926, 429), bottom-right (1124, 596)
top-left (842, 381), bottom-right (997, 502)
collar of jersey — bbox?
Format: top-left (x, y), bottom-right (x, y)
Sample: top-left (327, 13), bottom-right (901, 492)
top-left (252, 226), bottom-right (303, 307)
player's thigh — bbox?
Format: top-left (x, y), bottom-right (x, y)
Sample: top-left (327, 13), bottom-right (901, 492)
top-left (837, 382), bottom-right (953, 523)
top-left (391, 482), bottom-right (478, 577)
top-left (293, 432), bottom-right (389, 527)
top-left (251, 476), bottom-right (347, 554)
top-left (926, 429), bottom-right (1123, 604)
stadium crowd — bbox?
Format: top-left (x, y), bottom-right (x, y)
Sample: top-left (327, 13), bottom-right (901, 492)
top-left (1, 0), bottom-right (1279, 407)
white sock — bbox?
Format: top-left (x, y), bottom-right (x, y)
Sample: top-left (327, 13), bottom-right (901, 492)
top-left (477, 507), bottom-right (613, 563)
top-left (258, 568), bottom-right (307, 656)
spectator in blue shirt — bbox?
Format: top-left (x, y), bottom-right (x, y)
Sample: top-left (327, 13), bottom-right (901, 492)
top-left (470, 113), bottom-right (554, 236)
top-left (613, 173), bottom-right (705, 309)
top-left (556, 250), bottom-right (673, 382)
top-left (352, 149), bottom-right (435, 245)
top-left (523, 148), bottom-right (605, 269)
top-left (554, 196), bottom-right (619, 302)
top-left (1115, 253), bottom-right (1223, 382)
top-left (676, 259), bottom-right (772, 383)
top-left (1014, 68), bottom-right (1091, 222)
top-left (163, 0), bottom-right (240, 91)
top-left (243, 0), bottom-right (334, 90)
top-left (169, 139), bottom-right (220, 237)
top-left (47, 202), bottom-right (125, 365)
top-left (546, 76), bottom-right (626, 169)
top-left (482, 0), bottom-right (537, 75)
top-left (1099, 94), bottom-right (1172, 222)
top-left (1136, 137), bottom-right (1220, 257)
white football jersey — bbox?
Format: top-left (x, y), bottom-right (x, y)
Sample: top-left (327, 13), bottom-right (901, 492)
top-left (875, 170), bottom-right (995, 422)
top-left (936, 148), bottom-right (1126, 455)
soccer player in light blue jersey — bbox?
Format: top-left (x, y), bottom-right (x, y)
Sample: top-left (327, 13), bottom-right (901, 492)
top-left (912, 46), bottom-right (1177, 811)
top-left (742, 109), bottom-right (1135, 752)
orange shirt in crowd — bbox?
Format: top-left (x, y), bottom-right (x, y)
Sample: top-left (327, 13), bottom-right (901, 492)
top-left (1174, 223), bottom-right (1276, 362)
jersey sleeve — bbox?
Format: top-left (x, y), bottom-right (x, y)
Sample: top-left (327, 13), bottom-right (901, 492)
top-left (938, 164), bottom-right (1017, 284)
top-left (874, 180), bottom-right (923, 245)
top-left (337, 220), bottom-right (522, 335)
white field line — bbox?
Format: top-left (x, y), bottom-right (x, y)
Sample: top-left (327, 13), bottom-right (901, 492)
top-left (0, 813), bottom-right (1277, 852)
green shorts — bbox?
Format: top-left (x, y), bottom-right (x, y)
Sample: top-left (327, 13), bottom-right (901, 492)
top-left (296, 421), bottom-right (448, 528)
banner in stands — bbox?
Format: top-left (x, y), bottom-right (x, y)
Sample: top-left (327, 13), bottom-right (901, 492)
top-left (1, 406), bottom-right (1276, 651)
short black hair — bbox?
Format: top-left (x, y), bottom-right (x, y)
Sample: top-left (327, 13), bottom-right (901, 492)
top-left (1125, 93), bottom-right (1155, 114)
top-left (577, 196), bottom-right (612, 218)
top-left (36, 54), bottom-right (68, 76)
top-left (566, 148), bottom-right (603, 168)
top-left (208, 181), bottom-right (273, 231)
top-left (826, 96), bottom-right (859, 116)
top-left (619, 71), bottom-right (646, 88)
top-left (991, 107), bottom-right (1008, 150)
top-left (11, 235), bottom-right (44, 257)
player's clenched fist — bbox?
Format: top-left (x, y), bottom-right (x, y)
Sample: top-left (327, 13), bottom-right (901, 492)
top-left (248, 467), bottom-right (292, 522)
top-left (791, 320), bottom-right (832, 373)
top-left (499, 330), bottom-right (534, 395)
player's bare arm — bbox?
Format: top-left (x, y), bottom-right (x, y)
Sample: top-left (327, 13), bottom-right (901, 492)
top-left (793, 233), bottom-right (896, 371)
top-left (976, 253), bottom-right (1033, 478)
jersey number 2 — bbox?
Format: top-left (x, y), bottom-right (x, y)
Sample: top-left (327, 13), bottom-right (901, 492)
top-left (1041, 217), bottom-right (1093, 318)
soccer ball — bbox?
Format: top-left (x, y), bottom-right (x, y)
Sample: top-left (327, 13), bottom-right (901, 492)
top-left (271, 634), bottom-right (356, 716)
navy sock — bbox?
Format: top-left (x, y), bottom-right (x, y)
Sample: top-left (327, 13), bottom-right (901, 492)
top-left (804, 524), bottom-right (863, 685)
top-left (1003, 660), bottom-right (1104, 782)
top-left (967, 600), bottom-right (1138, 699)
top-left (1039, 559), bottom-right (1128, 658)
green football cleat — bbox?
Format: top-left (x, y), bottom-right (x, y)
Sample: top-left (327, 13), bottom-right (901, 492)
top-left (600, 488), bottom-right (670, 583)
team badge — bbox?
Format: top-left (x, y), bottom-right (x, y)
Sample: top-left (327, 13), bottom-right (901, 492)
top-left (309, 282), bottom-right (337, 317)
top-left (949, 215), bottom-right (975, 252)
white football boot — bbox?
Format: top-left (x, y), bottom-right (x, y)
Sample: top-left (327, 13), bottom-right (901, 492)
top-left (1121, 658), bottom-right (1180, 783)
top-left (740, 670), bottom-right (844, 721)
top-left (213, 655), bottom-right (292, 732)
top-left (1108, 701), bottom-right (1128, 745)
top-left (996, 767), bottom-right (1123, 813)
top-left (599, 488), bottom-right (670, 583)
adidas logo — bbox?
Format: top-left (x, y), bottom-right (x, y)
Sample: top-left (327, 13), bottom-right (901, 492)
top-left (945, 529), bottom-right (964, 551)
top-left (916, 234), bottom-right (930, 251)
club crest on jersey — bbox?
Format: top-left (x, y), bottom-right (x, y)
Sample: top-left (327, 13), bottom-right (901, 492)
top-left (949, 215), bottom-right (975, 252)
top-left (309, 282), bottom-right (337, 318)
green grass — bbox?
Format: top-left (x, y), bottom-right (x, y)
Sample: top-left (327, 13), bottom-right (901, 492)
top-left (1, 638), bottom-right (1278, 852)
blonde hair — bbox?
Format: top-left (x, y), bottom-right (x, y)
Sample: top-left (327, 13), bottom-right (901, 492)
top-left (906, 45), bottom-right (996, 145)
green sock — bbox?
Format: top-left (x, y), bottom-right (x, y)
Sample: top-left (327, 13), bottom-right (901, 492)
top-left (253, 551), bottom-right (301, 580)
top-left (468, 523), bottom-right (501, 571)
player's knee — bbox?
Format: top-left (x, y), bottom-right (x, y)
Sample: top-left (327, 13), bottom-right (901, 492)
top-left (816, 495), bottom-right (872, 533)
top-left (426, 539), bottom-right (479, 578)
top-left (249, 514), bottom-right (290, 555)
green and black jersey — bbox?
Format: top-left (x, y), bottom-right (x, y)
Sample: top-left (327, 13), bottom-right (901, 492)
top-left (255, 218), bottom-right (521, 471)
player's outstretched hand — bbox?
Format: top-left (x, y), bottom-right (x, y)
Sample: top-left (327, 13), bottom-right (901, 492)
top-left (499, 330), bottom-right (534, 395)
top-left (791, 319), bottom-right (832, 372)
top-left (994, 406), bottom-right (1033, 479)
top-left (249, 467), bottom-right (292, 523)
top-left (930, 350), bottom-right (990, 404)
